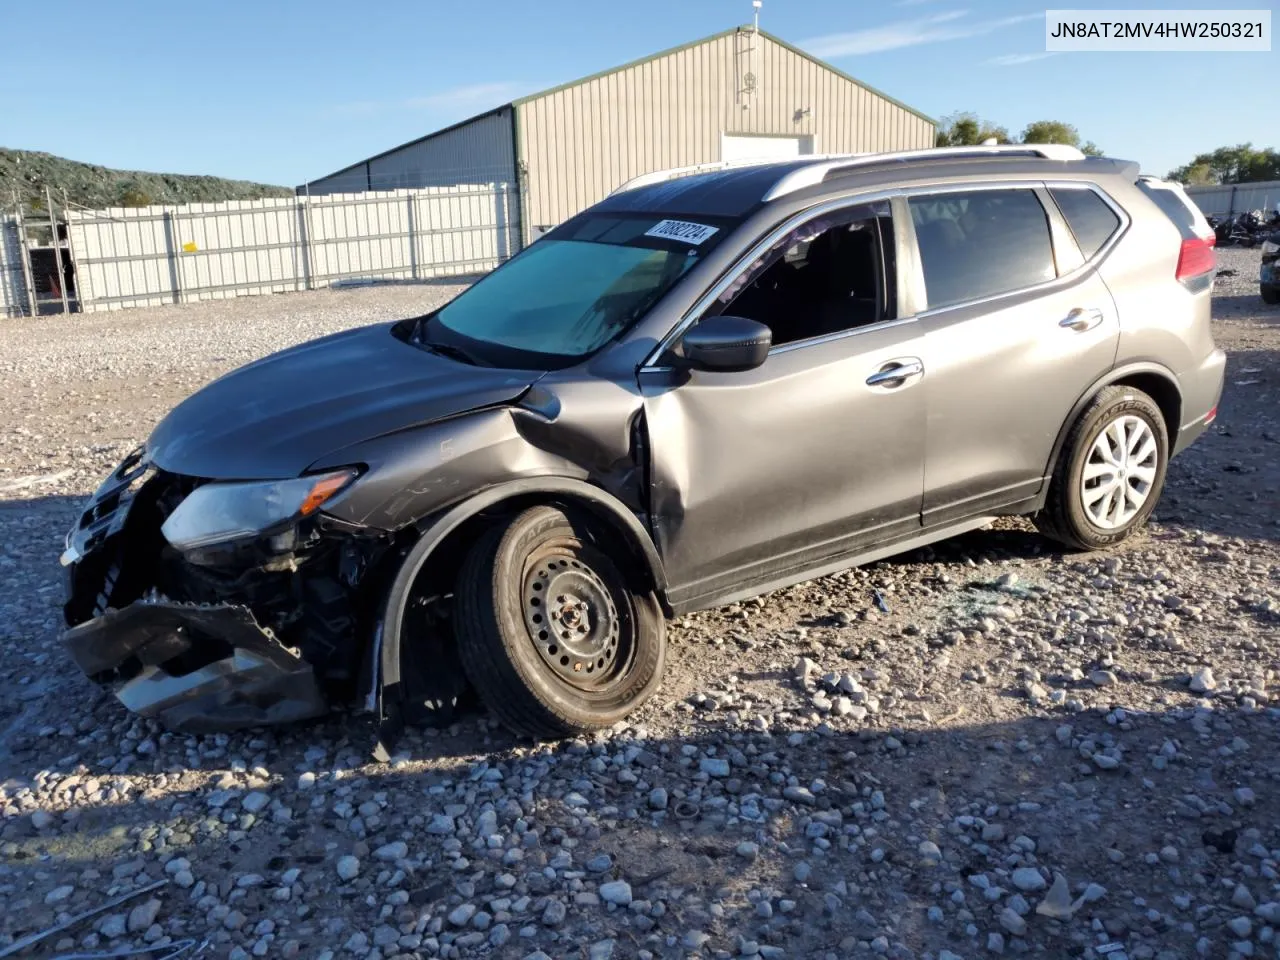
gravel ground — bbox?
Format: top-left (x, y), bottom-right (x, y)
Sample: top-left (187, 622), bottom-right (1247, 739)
top-left (1, 250), bottom-right (1278, 960)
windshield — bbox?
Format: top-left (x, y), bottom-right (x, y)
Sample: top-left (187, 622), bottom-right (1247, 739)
top-left (418, 213), bottom-right (729, 367)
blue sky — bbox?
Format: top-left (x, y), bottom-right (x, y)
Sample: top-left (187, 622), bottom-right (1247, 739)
top-left (3, 0), bottom-right (1273, 186)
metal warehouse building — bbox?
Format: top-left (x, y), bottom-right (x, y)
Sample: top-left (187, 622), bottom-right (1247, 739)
top-left (304, 25), bottom-right (935, 245)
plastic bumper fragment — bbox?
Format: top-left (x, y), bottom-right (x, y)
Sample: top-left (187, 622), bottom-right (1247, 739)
top-left (63, 599), bottom-right (326, 733)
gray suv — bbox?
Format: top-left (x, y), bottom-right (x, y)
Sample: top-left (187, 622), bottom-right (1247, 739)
top-left (62, 145), bottom-right (1225, 744)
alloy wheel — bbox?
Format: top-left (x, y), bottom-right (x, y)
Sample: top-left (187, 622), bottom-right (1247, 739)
top-left (1079, 414), bottom-right (1159, 529)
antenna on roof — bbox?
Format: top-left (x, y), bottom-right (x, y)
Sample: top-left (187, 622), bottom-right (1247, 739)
top-left (752, 0), bottom-right (762, 33)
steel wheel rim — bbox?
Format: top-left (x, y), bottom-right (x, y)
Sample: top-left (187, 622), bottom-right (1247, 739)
top-left (1080, 414), bottom-right (1159, 529)
top-left (522, 541), bottom-right (626, 691)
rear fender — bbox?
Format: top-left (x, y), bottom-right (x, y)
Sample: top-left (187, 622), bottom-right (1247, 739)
top-left (1037, 361), bottom-right (1183, 508)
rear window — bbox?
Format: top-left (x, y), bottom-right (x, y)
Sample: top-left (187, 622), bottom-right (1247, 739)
top-left (1137, 181), bottom-right (1204, 240)
top-left (1050, 187), bottom-right (1121, 258)
top-left (909, 189), bottom-right (1057, 309)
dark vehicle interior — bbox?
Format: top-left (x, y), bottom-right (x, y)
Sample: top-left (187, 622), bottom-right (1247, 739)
top-left (708, 212), bottom-right (896, 345)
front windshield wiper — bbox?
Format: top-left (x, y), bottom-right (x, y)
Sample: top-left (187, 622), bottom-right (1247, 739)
top-left (422, 340), bottom-right (488, 367)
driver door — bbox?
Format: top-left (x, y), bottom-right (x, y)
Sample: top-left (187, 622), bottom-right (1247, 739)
top-left (639, 200), bottom-right (927, 610)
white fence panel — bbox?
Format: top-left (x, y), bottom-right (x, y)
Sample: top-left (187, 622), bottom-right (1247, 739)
top-left (0, 217), bottom-right (29, 318)
top-left (67, 184), bottom-right (520, 313)
top-left (1185, 180), bottom-right (1280, 217)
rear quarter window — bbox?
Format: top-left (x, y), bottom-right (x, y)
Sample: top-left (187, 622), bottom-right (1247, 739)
top-left (1049, 187), bottom-right (1121, 259)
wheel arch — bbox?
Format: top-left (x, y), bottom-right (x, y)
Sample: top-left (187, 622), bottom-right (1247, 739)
top-left (375, 477), bottom-right (667, 697)
top-left (1043, 362), bottom-right (1183, 490)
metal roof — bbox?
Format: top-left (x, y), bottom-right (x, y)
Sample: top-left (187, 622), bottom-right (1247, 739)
top-left (302, 26), bottom-right (935, 187)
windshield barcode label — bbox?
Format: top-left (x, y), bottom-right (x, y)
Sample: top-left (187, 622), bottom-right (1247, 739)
top-left (645, 219), bottom-right (719, 245)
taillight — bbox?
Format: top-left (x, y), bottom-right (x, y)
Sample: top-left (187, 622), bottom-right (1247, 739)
top-left (1176, 235), bottom-right (1215, 284)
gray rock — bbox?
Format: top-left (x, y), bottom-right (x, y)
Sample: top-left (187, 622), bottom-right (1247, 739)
top-left (783, 785), bottom-right (816, 805)
top-left (45, 885), bottom-right (74, 905)
top-left (127, 898), bottom-right (161, 933)
top-left (599, 880), bottom-right (632, 906)
top-left (1233, 885), bottom-right (1257, 910)
top-left (586, 853), bottom-right (613, 873)
top-left (336, 855), bottom-right (360, 881)
top-left (241, 791), bottom-right (271, 813)
top-left (448, 903), bottom-right (477, 927)
top-left (1189, 667), bottom-right (1216, 693)
top-left (99, 914), bottom-right (127, 939)
top-left (374, 840), bottom-right (407, 861)
top-left (541, 899), bottom-right (567, 925)
top-left (1227, 916), bottom-right (1252, 938)
top-left (1010, 867), bottom-right (1046, 892)
top-left (647, 787), bottom-right (669, 810)
top-left (427, 813), bottom-right (456, 835)
top-left (700, 757), bottom-right (730, 777)
top-left (999, 907), bottom-right (1027, 936)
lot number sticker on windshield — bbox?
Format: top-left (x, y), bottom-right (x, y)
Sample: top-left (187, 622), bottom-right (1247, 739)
top-left (644, 219), bottom-right (719, 245)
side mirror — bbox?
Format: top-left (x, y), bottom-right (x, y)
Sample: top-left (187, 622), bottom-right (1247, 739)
top-left (680, 315), bottom-right (772, 372)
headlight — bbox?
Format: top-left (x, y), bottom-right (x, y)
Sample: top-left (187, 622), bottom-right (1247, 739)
top-left (1262, 240), bottom-right (1280, 255)
top-left (161, 469), bottom-right (358, 551)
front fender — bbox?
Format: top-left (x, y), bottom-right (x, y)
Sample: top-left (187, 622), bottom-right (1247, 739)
top-left (373, 476), bottom-right (667, 709)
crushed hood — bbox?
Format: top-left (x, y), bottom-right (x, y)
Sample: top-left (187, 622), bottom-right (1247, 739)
top-left (147, 323), bottom-right (540, 479)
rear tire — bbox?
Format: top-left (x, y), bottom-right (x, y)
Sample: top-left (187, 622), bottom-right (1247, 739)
top-left (1035, 386), bottom-right (1168, 551)
top-left (1262, 284), bottom-right (1280, 305)
top-left (454, 505), bottom-right (666, 739)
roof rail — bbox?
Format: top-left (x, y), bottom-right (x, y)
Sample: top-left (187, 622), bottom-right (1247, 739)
top-left (762, 144), bottom-right (1089, 201)
top-left (610, 154), bottom-right (858, 196)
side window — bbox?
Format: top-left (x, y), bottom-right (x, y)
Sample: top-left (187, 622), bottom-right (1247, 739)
top-left (708, 202), bottom-right (896, 347)
top-left (908, 189), bottom-right (1056, 310)
top-left (1050, 187), bottom-right (1121, 258)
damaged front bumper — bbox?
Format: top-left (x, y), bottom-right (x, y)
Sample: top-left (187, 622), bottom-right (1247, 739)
top-left (61, 448), bottom-right (389, 733)
top-left (64, 598), bottom-right (327, 733)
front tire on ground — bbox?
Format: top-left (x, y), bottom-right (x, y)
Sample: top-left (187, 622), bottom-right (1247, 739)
top-left (454, 505), bottom-right (666, 739)
top-left (1262, 284), bottom-right (1280, 305)
top-left (1034, 385), bottom-right (1169, 551)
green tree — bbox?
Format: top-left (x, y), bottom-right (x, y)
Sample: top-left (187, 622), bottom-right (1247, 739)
top-left (1167, 144), bottom-right (1280, 184)
top-left (935, 112), bottom-right (1011, 147)
top-left (1019, 120), bottom-right (1103, 156)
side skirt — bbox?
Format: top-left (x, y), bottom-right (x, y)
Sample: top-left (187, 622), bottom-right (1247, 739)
top-left (670, 514), bottom-right (1000, 616)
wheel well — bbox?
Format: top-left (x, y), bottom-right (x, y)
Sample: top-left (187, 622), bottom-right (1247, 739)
top-left (401, 492), bottom-right (663, 624)
top-left (1110, 372), bottom-right (1181, 443)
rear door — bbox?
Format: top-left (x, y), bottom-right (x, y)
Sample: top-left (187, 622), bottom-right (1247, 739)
top-left (909, 184), bottom-right (1122, 524)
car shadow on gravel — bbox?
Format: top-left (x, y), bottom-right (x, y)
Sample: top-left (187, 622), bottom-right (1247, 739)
top-left (2, 702), bottom-right (1277, 958)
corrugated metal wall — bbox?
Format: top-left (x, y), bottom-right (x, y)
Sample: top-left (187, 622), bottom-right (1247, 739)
top-left (516, 30), bottom-right (935, 233)
top-left (307, 163), bottom-right (369, 195)
top-left (69, 185), bottom-right (519, 312)
top-left (1185, 180), bottom-right (1280, 217)
top-left (308, 109), bottom-right (516, 195)
top-left (0, 217), bottom-right (30, 318)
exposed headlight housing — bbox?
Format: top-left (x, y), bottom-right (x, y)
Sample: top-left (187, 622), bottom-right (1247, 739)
top-left (161, 469), bottom-right (358, 551)
top-left (1262, 240), bottom-right (1280, 255)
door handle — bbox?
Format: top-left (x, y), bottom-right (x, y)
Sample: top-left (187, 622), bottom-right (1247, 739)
top-left (866, 358), bottom-right (925, 388)
top-left (1060, 307), bottom-right (1105, 332)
